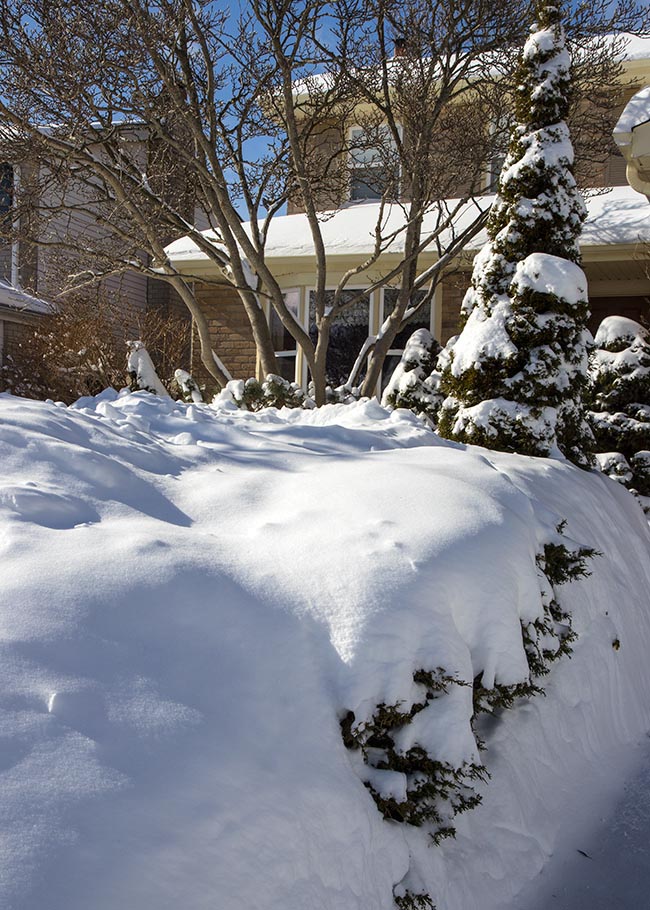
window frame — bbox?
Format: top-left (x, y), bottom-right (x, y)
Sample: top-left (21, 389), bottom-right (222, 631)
top-left (347, 123), bottom-right (402, 203)
top-left (265, 287), bottom-right (304, 384)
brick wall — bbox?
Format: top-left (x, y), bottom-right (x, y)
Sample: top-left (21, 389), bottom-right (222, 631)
top-left (440, 274), bottom-right (470, 344)
top-left (0, 316), bottom-right (40, 380)
top-left (589, 296), bottom-right (650, 335)
top-left (2, 318), bottom-right (31, 362)
top-left (192, 282), bottom-right (257, 389)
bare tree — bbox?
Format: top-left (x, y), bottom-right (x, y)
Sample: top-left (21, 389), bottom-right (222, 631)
top-left (0, 0), bottom-right (645, 404)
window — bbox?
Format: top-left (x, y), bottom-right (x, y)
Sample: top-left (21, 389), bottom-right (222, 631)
top-left (309, 289), bottom-right (370, 387)
top-left (381, 288), bottom-right (431, 390)
top-left (349, 126), bottom-right (399, 202)
top-left (0, 164), bottom-right (13, 222)
top-left (270, 289), bottom-right (300, 382)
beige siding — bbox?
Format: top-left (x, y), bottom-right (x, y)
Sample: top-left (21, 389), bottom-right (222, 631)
top-left (288, 121), bottom-right (346, 214)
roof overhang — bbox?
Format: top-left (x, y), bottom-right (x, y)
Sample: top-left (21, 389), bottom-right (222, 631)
top-left (165, 185), bottom-right (650, 287)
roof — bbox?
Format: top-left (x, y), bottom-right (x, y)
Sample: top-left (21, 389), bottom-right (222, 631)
top-left (0, 281), bottom-right (52, 316)
top-left (165, 185), bottom-right (650, 270)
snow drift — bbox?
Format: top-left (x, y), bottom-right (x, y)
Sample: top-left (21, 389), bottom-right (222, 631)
top-left (0, 391), bottom-right (649, 909)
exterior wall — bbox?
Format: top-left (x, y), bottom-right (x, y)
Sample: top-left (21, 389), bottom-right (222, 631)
top-left (0, 242), bottom-right (12, 283)
top-left (147, 276), bottom-right (190, 320)
top-left (287, 121), bottom-right (346, 215)
top-left (575, 85), bottom-right (642, 190)
top-left (0, 312), bottom-right (41, 375)
top-left (192, 282), bottom-right (257, 388)
top-left (588, 294), bottom-right (650, 333)
top-left (1, 318), bottom-right (30, 363)
top-left (440, 274), bottom-right (470, 344)
top-left (288, 77), bottom-right (646, 215)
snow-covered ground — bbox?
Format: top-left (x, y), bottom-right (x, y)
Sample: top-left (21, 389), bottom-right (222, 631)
top-left (0, 391), bottom-right (649, 910)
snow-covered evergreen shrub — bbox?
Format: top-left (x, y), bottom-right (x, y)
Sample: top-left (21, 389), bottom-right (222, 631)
top-left (394, 891), bottom-right (436, 910)
top-left (341, 668), bottom-right (487, 846)
top-left (587, 316), bottom-right (650, 507)
top-left (220, 374), bottom-right (310, 411)
top-left (174, 369), bottom-right (204, 403)
top-left (342, 520), bottom-right (596, 908)
top-left (437, 2), bottom-right (593, 467)
top-left (127, 340), bottom-right (170, 397)
top-left (475, 526), bottom-right (595, 715)
top-left (382, 329), bottom-right (443, 424)
top-left (322, 383), bottom-right (361, 405)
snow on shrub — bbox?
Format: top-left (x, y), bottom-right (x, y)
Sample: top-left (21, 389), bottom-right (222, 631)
top-left (341, 518), bottom-right (596, 904)
top-left (382, 329), bottom-right (443, 425)
top-left (174, 369), bottom-right (204, 403)
top-left (126, 340), bottom-right (170, 397)
top-left (437, 2), bottom-right (593, 466)
top-left (216, 374), bottom-right (310, 411)
top-left (588, 315), bottom-right (650, 507)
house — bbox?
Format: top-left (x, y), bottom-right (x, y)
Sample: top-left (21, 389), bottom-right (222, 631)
top-left (161, 33), bottom-right (650, 396)
top-left (613, 84), bottom-right (650, 198)
top-left (0, 128), bottom-right (195, 379)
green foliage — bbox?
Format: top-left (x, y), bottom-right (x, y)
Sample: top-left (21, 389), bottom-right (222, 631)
top-left (383, 329), bottom-right (443, 424)
top-left (341, 668), bottom-right (487, 843)
top-left (471, 525), bottom-right (595, 718)
top-left (230, 374), bottom-right (309, 410)
top-left (538, 536), bottom-right (597, 587)
top-left (341, 523), bottom-right (595, 910)
top-left (587, 317), bottom-right (650, 504)
top-left (437, 2), bottom-right (593, 466)
top-left (394, 891), bottom-right (436, 910)
top-left (174, 369), bottom-right (203, 403)
top-left (473, 677), bottom-right (543, 715)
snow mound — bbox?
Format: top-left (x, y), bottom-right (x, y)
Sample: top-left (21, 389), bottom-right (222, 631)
top-left (0, 392), bottom-right (649, 910)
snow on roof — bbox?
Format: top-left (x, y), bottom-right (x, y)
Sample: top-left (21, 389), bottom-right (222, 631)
top-left (0, 280), bottom-right (52, 316)
top-left (613, 85), bottom-right (650, 141)
top-left (617, 32), bottom-right (650, 61)
top-left (166, 185), bottom-right (650, 269)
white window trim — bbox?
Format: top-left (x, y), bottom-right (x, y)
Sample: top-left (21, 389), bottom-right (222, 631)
top-left (264, 287), bottom-right (305, 385)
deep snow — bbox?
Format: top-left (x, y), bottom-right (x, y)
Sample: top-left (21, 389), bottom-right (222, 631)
top-left (0, 391), bottom-right (649, 910)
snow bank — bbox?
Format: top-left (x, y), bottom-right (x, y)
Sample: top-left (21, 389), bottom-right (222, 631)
top-left (0, 392), bottom-right (649, 910)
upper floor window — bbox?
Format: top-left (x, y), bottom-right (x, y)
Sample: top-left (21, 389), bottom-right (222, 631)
top-left (0, 164), bottom-right (13, 221)
top-left (349, 125), bottom-right (399, 202)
